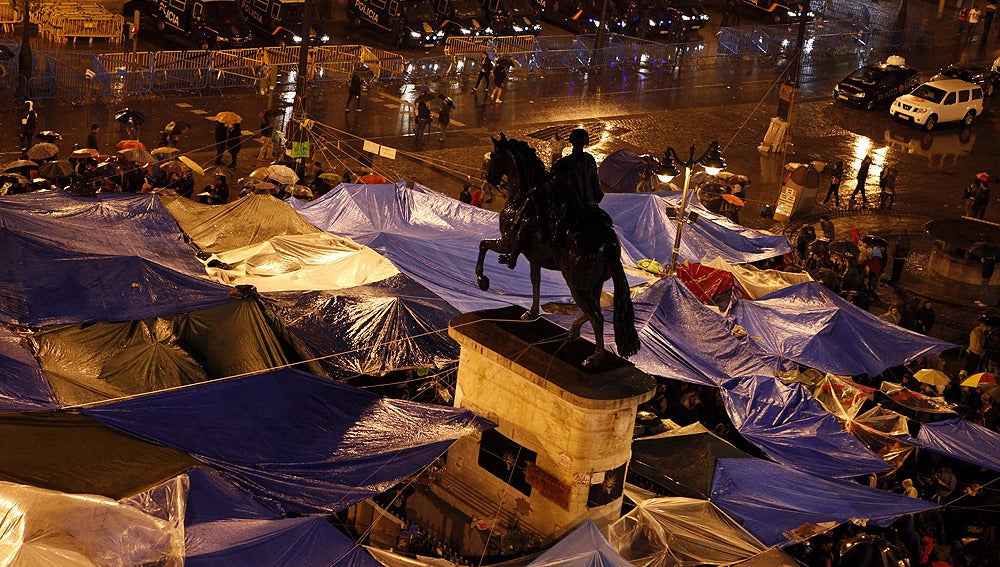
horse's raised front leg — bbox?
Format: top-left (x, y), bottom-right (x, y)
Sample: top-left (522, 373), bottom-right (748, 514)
top-left (476, 238), bottom-right (504, 291)
top-left (521, 261), bottom-right (541, 320)
top-left (579, 284), bottom-right (606, 369)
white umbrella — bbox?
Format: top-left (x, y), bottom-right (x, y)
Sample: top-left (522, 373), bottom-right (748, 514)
top-left (265, 164), bottom-right (298, 186)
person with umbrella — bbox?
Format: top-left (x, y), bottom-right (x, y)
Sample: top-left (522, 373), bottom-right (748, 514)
top-left (214, 120), bottom-right (228, 166)
top-left (114, 108), bottom-right (145, 139)
top-left (822, 160), bottom-right (844, 207)
top-left (86, 124), bottom-right (101, 153)
top-left (346, 69), bottom-right (363, 112)
top-left (967, 318), bottom-right (992, 373)
top-left (437, 94), bottom-right (455, 143)
top-left (490, 56), bottom-right (513, 103)
top-left (414, 99), bottom-right (432, 148)
top-left (975, 249), bottom-right (997, 307)
top-left (18, 101), bottom-right (37, 152)
top-left (971, 175), bottom-right (990, 219)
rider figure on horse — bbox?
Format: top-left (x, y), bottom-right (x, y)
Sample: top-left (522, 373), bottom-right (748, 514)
top-left (502, 128), bottom-right (608, 269)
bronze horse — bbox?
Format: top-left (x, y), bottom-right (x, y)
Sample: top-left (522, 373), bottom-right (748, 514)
top-left (474, 134), bottom-right (640, 368)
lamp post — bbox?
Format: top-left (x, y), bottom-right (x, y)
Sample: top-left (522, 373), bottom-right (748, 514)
top-left (656, 141), bottom-right (726, 276)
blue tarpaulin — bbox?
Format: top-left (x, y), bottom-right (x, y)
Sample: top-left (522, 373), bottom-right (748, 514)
top-left (722, 375), bottom-right (891, 479)
top-left (186, 516), bottom-right (380, 567)
top-left (731, 282), bottom-right (955, 376)
top-left (0, 326), bottom-right (55, 411)
top-left (710, 458), bottom-right (937, 547)
top-left (83, 368), bottom-right (493, 516)
top-left (600, 193), bottom-right (791, 265)
top-left (0, 192), bottom-right (204, 276)
top-left (901, 418), bottom-right (1000, 473)
top-left (185, 467), bottom-right (274, 525)
top-left (0, 228), bottom-right (234, 326)
top-left (528, 521), bottom-right (633, 567)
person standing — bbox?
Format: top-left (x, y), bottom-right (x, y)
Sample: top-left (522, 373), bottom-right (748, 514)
top-left (490, 57), bottom-right (511, 103)
top-left (966, 319), bottom-right (990, 372)
top-left (414, 100), bottom-right (432, 148)
top-left (346, 70), bottom-right (363, 112)
top-left (850, 155), bottom-right (872, 207)
top-left (889, 229), bottom-right (911, 283)
top-left (214, 121), bottom-right (228, 165)
top-left (85, 123), bottom-right (100, 153)
top-left (984, 0), bottom-right (996, 36)
top-left (19, 100), bottom-right (37, 151)
top-left (226, 122), bottom-right (242, 168)
top-left (459, 184), bottom-right (473, 204)
top-left (471, 50), bottom-right (493, 92)
top-left (257, 109), bottom-right (277, 161)
top-left (968, 4), bottom-right (982, 42)
top-left (976, 255), bottom-right (997, 306)
top-left (971, 180), bottom-right (990, 218)
top-left (818, 214), bottom-right (835, 241)
top-left (471, 185), bottom-right (484, 208)
top-left (823, 160), bottom-right (844, 207)
top-left (916, 301), bottom-right (936, 334)
top-left (437, 94), bottom-right (454, 142)
top-left (878, 165), bottom-right (897, 210)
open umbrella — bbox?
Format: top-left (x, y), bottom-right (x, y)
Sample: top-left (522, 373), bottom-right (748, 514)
top-left (838, 534), bottom-right (909, 567)
top-left (861, 235), bottom-right (888, 248)
top-left (70, 148), bottom-right (100, 159)
top-left (288, 184), bottom-right (313, 199)
top-left (150, 147), bottom-right (181, 158)
top-left (160, 161), bottom-right (191, 176)
top-left (114, 108), bottom-right (145, 126)
top-left (116, 140), bottom-right (146, 151)
top-left (163, 120), bottom-right (191, 135)
top-left (265, 164), bottom-right (298, 186)
top-left (214, 111), bottom-right (242, 126)
top-left (26, 143), bottom-right (59, 161)
top-left (38, 161), bottom-right (75, 179)
top-left (178, 156), bottom-right (205, 176)
top-left (913, 369), bottom-right (951, 387)
top-left (980, 383), bottom-right (1000, 398)
top-left (35, 131), bottom-right (62, 142)
top-left (117, 148), bottom-right (156, 165)
top-left (976, 171), bottom-right (991, 182)
top-left (968, 241), bottom-right (999, 260)
top-left (240, 177), bottom-right (280, 194)
top-left (829, 240), bottom-right (860, 257)
top-left (201, 165), bottom-right (235, 181)
top-left (3, 159), bottom-right (38, 172)
top-left (961, 372), bottom-right (996, 387)
top-left (721, 193), bottom-right (746, 207)
top-left (318, 172), bottom-right (340, 181)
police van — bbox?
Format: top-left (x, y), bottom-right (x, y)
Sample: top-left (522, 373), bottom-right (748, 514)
top-left (347, 0), bottom-right (445, 47)
top-left (239, 0), bottom-right (330, 45)
top-left (433, 0), bottom-right (489, 37)
top-left (486, 0), bottom-right (542, 35)
top-left (125, 0), bottom-right (254, 48)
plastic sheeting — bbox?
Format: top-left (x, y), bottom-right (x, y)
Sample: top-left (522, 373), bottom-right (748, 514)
top-left (266, 274), bottom-right (460, 377)
top-left (0, 325), bottom-right (55, 411)
top-left (902, 419), bottom-right (1000, 473)
top-left (27, 298), bottom-right (322, 406)
top-left (710, 458), bottom-right (938, 548)
top-left (608, 497), bottom-right (767, 567)
top-left (83, 368), bottom-right (493, 516)
top-left (703, 257), bottom-right (813, 300)
top-left (877, 382), bottom-right (956, 420)
top-left (0, 411), bottom-right (198, 499)
top-left (162, 193), bottom-right (321, 253)
top-left (598, 149), bottom-right (646, 193)
top-left (630, 423), bottom-right (752, 498)
top-left (0, 192), bottom-right (204, 276)
top-left (600, 193), bottom-right (791, 266)
top-left (204, 232), bottom-right (399, 292)
top-left (729, 548), bottom-right (799, 567)
top-left (675, 262), bottom-right (733, 302)
top-left (527, 521), bottom-right (632, 567)
top-left (186, 517), bottom-right (380, 567)
top-left (722, 375), bottom-right (891, 479)
top-left (0, 228), bottom-right (234, 327)
top-left (185, 467), bottom-right (274, 525)
top-left (731, 282), bottom-right (955, 376)
top-left (0, 480), bottom-right (185, 566)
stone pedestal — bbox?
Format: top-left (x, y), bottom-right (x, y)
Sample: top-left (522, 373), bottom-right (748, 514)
top-left (439, 306), bottom-right (655, 546)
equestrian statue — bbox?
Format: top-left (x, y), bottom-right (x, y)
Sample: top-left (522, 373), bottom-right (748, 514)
top-left (474, 129), bottom-right (640, 368)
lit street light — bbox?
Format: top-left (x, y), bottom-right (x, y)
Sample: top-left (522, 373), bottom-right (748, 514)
top-left (656, 141), bottom-right (726, 276)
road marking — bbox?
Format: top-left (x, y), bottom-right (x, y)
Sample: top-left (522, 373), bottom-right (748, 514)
top-left (175, 103), bottom-right (193, 108)
top-left (190, 109), bottom-right (209, 114)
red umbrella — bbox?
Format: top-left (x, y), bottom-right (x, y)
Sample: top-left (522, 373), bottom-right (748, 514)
top-left (116, 140), bottom-right (147, 151)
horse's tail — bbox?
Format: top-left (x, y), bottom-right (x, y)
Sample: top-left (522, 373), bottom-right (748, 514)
top-left (611, 250), bottom-right (640, 359)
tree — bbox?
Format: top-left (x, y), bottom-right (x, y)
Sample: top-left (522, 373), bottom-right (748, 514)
top-left (12, 0), bottom-right (41, 80)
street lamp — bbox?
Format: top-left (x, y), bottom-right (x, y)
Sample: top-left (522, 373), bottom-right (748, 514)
top-left (656, 141), bottom-right (726, 276)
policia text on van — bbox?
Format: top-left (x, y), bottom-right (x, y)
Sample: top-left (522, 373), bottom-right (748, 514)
top-left (348, 0), bottom-right (445, 47)
top-left (239, 0), bottom-right (331, 45)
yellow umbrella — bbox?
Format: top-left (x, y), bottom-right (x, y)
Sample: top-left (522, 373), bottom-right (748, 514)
top-left (913, 369), bottom-right (951, 387)
top-left (961, 372), bottom-right (996, 387)
top-left (214, 111), bottom-right (242, 126)
top-left (177, 156), bottom-right (205, 176)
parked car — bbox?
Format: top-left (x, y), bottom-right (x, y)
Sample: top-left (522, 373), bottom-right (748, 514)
top-left (932, 63), bottom-right (999, 97)
top-left (890, 78), bottom-right (983, 131)
top-left (347, 0), bottom-right (445, 47)
top-left (615, 1), bottom-right (685, 41)
top-left (666, 0), bottom-right (709, 33)
top-left (537, 0), bottom-right (616, 34)
top-left (738, 0), bottom-right (812, 24)
top-left (833, 56), bottom-right (919, 111)
top-left (435, 0), bottom-right (489, 36)
top-left (485, 0), bottom-right (543, 34)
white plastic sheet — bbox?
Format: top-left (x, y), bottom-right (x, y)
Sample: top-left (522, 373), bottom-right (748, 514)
top-left (0, 479), bottom-right (185, 566)
top-left (608, 497), bottom-right (766, 567)
top-left (704, 257), bottom-right (813, 300)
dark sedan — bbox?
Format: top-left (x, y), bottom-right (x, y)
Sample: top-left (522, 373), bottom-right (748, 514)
top-left (933, 63), bottom-right (999, 97)
top-left (833, 61), bottom-right (920, 111)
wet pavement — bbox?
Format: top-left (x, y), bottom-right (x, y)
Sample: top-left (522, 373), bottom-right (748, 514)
top-left (2, 0), bottom-right (997, 347)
